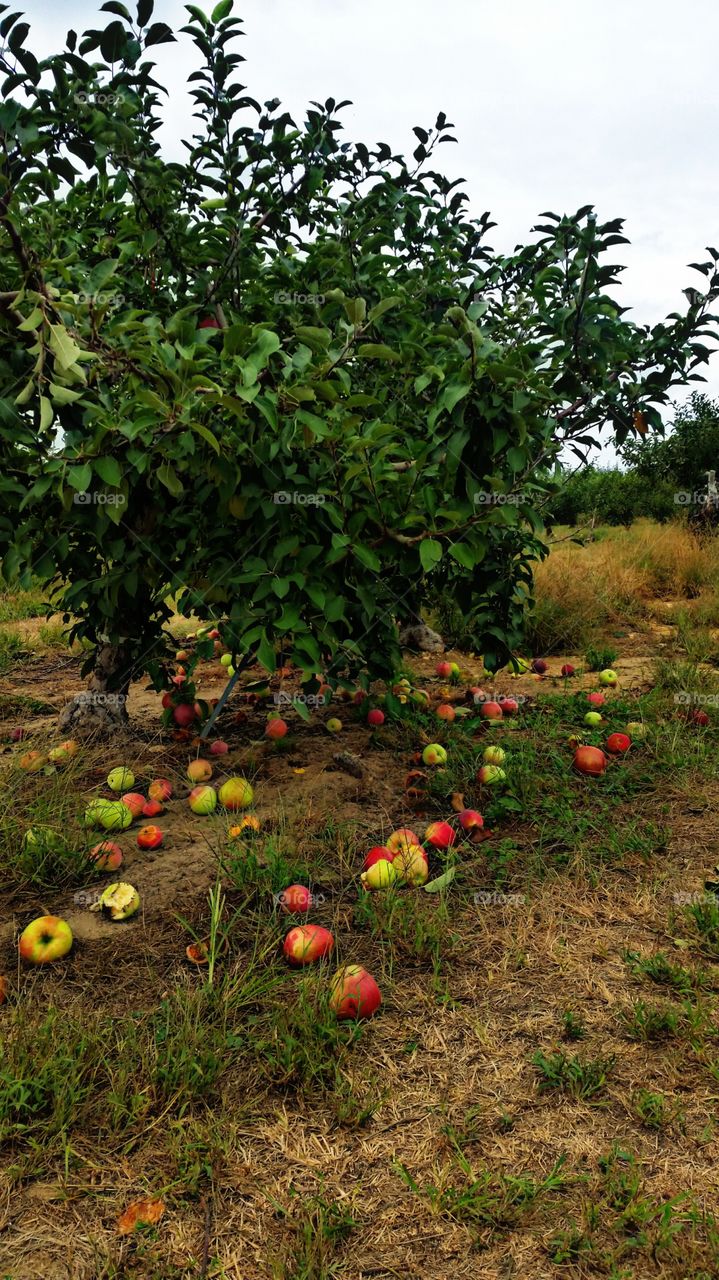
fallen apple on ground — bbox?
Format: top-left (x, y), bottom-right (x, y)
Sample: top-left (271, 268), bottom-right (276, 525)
top-left (361, 858), bottom-right (399, 890)
top-left (326, 718), bottom-right (343, 733)
top-left (187, 759), bottom-right (213, 783)
top-left (90, 840), bottom-right (123, 871)
top-left (425, 820), bottom-right (456, 850)
top-left (392, 844), bottom-right (429, 886)
top-left (606, 732), bottom-right (631, 754)
top-left (458, 809), bottom-right (484, 833)
top-left (107, 767), bottom-right (135, 792)
top-left (498, 697), bottom-right (519, 716)
top-left (598, 669), bottom-right (618, 687)
top-left (587, 692), bottom-right (606, 707)
top-left (22, 827), bottom-right (63, 854)
top-left (479, 701), bottom-right (503, 722)
top-left (186, 941), bottom-right (209, 965)
top-left (422, 743), bottom-right (447, 766)
top-left (228, 815), bottom-right (261, 837)
top-left (573, 746), bottom-right (607, 776)
top-left (584, 711), bottom-right (603, 727)
top-left (531, 659), bottom-right (547, 674)
top-left (218, 777), bottom-right (254, 810)
top-left (48, 739), bottom-right (79, 764)
top-left (137, 824), bottom-right (163, 850)
top-left (18, 915), bottom-right (73, 964)
top-left (98, 882), bottom-right (140, 920)
top-left (330, 965), bottom-right (382, 1020)
top-left (188, 785), bottom-right (217, 815)
top-left (209, 740), bottom-right (229, 755)
top-left (436, 703), bottom-right (456, 722)
top-left (148, 779), bottom-right (172, 802)
top-left (99, 801), bottom-right (134, 831)
top-left (690, 708), bottom-right (710, 726)
top-left (362, 845), bottom-right (394, 871)
top-left (477, 765), bottom-right (506, 785)
top-left (367, 709), bottom-right (385, 727)
top-left (625, 721), bottom-right (647, 739)
top-left (386, 828), bottom-right (420, 855)
top-left (142, 799), bottom-right (164, 817)
top-left (279, 884), bottom-right (314, 913)
top-left (561, 664), bottom-right (576, 677)
top-left (283, 924), bottom-right (335, 966)
top-left (121, 792), bottom-right (146, 818)
top-left (265, 717), bottom-right (288, 739)
top-left (18, 751), bottom-right (48, 772)
top-left (483, 746), bottom-right (506, 766)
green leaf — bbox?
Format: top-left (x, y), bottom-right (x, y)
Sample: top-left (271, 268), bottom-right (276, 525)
top-left (357, 343), bottom-right (400, 362)
top-left (424, 867), bottom-right (456, 893)
top-left (211, 0), bottom-right (233, 18)
top-left (48, 324), bottom-right (83, 372)
top-left (17, 307), bottom-right (43, 332)
top-left (448, 542), bottom-right (476, 570)
top-left (38, 396), bottom-right (53, 431)
top-left (419, 539), bottom-right (443, 571)
top-left (67, 462), bottom-right (93, 492)
top-left (93, 456), bottom-right (123, 486)
top-left (257, 631), bottom-right (276, 673)
top-left (188, 422), bottom-right (220, 454)
top-left (344, 296), bottom-right (366, 326)
top-left (156, 463), bottom-right (184, 496)
top-left (136, 0), bottom-right (154, 25)
top-left (49, 382), bottom-right (84, 405)
top-left (292, 697), bottom-right (310, 723)
top-left (368, 295), bottom-right (402, 323)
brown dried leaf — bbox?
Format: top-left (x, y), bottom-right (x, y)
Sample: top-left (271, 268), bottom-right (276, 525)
top-left (117, 1197), bottom-right (165, 1235)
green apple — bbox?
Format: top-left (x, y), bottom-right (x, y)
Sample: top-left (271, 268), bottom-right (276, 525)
top-left (326, 718), bottom-right (342, 733)
top-left (584, 711), bottom-right (603, 727)
top-left (598, 669), bottom-right (618, 687)
top-left (218, 776), bottom-right (254, 809)
top-left (99, 800), bottom-right (134, 831)
top-left (99, 881), bottom-right (140, 921)
top-left (107, 767), bottom-right (135, 792)
top-left (422, 743), bottom-right (447, 766)
top-left (188, 784), bottom-right (217, 815)
top-left (18, 915), bottom-right (73, 964)
top-left (483, 746), bottom-right (506, 766)
top-left (220, 653), bottom-right (233, 667)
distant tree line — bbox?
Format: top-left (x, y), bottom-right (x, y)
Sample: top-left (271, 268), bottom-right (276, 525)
top-left (547, 394), bottom-right (719, 526)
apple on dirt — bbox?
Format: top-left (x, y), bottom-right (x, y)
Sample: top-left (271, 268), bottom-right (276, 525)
top-left (186, 941), bottom-right (209, 965)
top-left (531, 659), bottom-right (547, 674)
top-left (265, 717), bottom-right (288, 739)
top-left (188, 785), bottom-right (217, 815)
top-left (367, 708), bottom-right (385, 727)
top-left (362, 845), bottom-right (394, 872)
top-left (458, 809), bottom-right (484, 837)
top-left (19, 915), bottom-right (73, 964)
top-left (436, 704), bottom-right (456, 722)
top-left (573, 746), bottom-right (607, 776)
top-left (187, 758), bottom-right (213, 783)
top-left (386, 828), bottom-right (420, 855)
top-left (218, 776), bottom-right (254, 810)
top-left (209, 740), bottom-right (229, 755)
top-left (121, 792), bottom-right (146, 818)
top-left (172, 703), bottom-right (197, 728)
top-left (107, 767), bottom-right (135, 792)
top-left (278, 884), bottom-right (314, 913)
top-left (329, 965), bottom-right (382, 1021)
top-left (560, 664), bottom-right (576, 678)
top-left (283, 924), bottom-right (335, 967)
top-left (18, 750), bottom-right (48, 772)
top-left (598, 669), bottom-right (618, 687)
top-left (98, 882), bottom-right (140, 921)
top-left (392, 844), bottom-right (429, 886)
top-left (90, 840), bottom-right (123, 871)
top-left (425, 821), bottom-right (456, 850)
top-left (142, 799), bottom-right (164, 817)
top-left (148, 779), bottom-right (172, 802)
top-left (436, 661), bottom-right (460, 679)
top-left (47, 739), bottom-right (79, 764)
top-left (137, 824), bottom-right (163, 849)
top-left (326, 718), bottom-right (343, 733)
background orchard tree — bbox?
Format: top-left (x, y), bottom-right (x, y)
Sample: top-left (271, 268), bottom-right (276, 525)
top-left (1, 0), bottom-right (718, 732)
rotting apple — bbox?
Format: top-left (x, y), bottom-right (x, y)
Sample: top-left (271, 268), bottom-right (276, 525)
top-left (19, 915), bottom-right (73, 964)
top-left (186, 941), bottom-right (209, 965)
top-left (228, 815), bottom-right (261, 837)
top-left (283, 924), bottom-right (335, 967)
top-left (99, 882), bottom-right (140, 920)
top-left (18, 750), bottom-right (48, 772)
top-left (329, 965), bottom-right (382, 1021)
top-left (625, 721), bottom-right (647, 740)
top-left (137, 824), bottom-right (163, 850)
top-left (47, 739), bottom-right (79, 764)
top-left (573, 746), bottom-right (607, 777)
top-left (690, 708), bottom-right (710, 727)
top-left (425, 820), bottom-right (456, 850)
top-left (218, 776), bottom-right (254, 810)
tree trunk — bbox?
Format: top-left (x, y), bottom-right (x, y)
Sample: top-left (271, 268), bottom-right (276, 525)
top-left (59, 641), bottom-right (132, 737)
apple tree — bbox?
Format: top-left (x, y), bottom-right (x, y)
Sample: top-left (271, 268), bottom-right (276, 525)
top-left (1, 0), bottom-right (717, 731)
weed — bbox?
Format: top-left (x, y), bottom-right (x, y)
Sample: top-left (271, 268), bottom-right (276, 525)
top-left (532, 1049), bottom-right (615, 1101)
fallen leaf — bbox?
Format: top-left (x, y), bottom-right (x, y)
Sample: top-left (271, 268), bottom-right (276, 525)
top-left (117, 1197), bottom-right (165, 1235)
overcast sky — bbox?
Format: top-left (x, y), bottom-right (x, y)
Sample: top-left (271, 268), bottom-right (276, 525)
top-left (18, 0), bottom-right (719, 450)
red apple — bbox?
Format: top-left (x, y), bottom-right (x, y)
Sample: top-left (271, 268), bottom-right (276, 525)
top-left (479, 701), bottom-right (503, 721)
top-left (142, 799), bottom-right (164, 817)
top-left (148, 779), bottom-right (172, 802)
top-left (172, 703), bottom-right (196, 727)
top-left (386, 828), bottom-right (420, 855)
top-left (121, 792), bottom-right (146, 818)
top-left (436, 661), bottom-right (453, 678)
top-left (573, 746), bottom-right (607, 777)
top-left (137, 824), bottom-right (163, 850)
top-left (18, 916), bottom-right (73, 964)
top-left (367, 709), bottom-right (385, 727)
top-left (458, 809), bottom-right (484, 832)
top-left (329, 965), bottom-right (382, 1021)
top-left (531, 659), bottom-right (547, 674)
top-left (587, 692), bottom-right (606, 707)
top-left (279, 884), bottom-right (314, 913)
top-left (498, 697), bottom-right (519, 716)
top-left (561, 664), bottom-right (575, 677)
top-left (209, 740), bottom-right (229, 755)
top-left (362, 845), bottom-right (394, 871)
top-left (283, 924), bottom-right (335, 967)
top-left (265, 718), bottom-right (288, 739)
top-left (436, 704), bottom-right (456, 722)
top-left (606, 732), bottom-right (631, 754)
top-left (425, 820), bottom-right (456, 849)
top-left (690, 709), bottom-right (710, 727)
top-left (198, 315), bottom-right (221, 329)
top-left (161, 692), bottom-right (174, 710)
top-left (90, 840), bottom-right (123, 871)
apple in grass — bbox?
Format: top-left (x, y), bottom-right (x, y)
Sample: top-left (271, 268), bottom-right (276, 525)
top-left (436, 704), bottom-right (456, 722)
top-left (598, 669), bottom-right (618, 687)
top-left (392, 844), bottom-right (429, 886)
top-left (187, 758), bottom-right (213, 784)
top-left (425, 820), bottom-right (456, 850)
top-left (19, 916), bottom-right (73, 964)
top-left (361, 858), bottom-right (399, 890)
top-left (458, 809), bottom-right (484, 833)
top-left (47, 739), bottom-right (78, 764)
top-left (479, 701), bottom-right (503, 723)
top-left (99, 801), bottom-right (133, 832)
top-left (584, 711), bottom-right (603, 727)
top-left (362, 845), bottom-right (394, 872)
top-left (573, 746), bottom-right (607, 776)
top-left (209, 740), bottom-right (229, 755)
top-left (606, 732), bottom-right (631, 754)
top-left (483, 746), bottom-right (506, 766)
top-left (367, 709), bottom-right (385, 727)
top-left (90, 840), bottom-right (123, 871)
top-left (19, 751), bottom-right (48, 772)
top-left (265, 718), bottom-right (288, 740)
top-left (283, 924), bottom-right (335, 967)
top-left (22, 826), bottom-right (63, 854)
top-left (587, 691), bottom-right (606, 707)
top-left (148, 779), bottom-right (172, 802)
top-left (188, 785), bottom-right (217, 815)
top-left (137, 824), bottom-right (163, 850)
top-left (690, 708), bottom-right (710, 727)
top-left (228, 815), bottom-right (261, 837)
top-left (477, 764), bottom-right (506, 785)
top-left (107, 767), bottom-right (135, 792)
top-left (626, 722), bottom-right (647, 740)
top-left (386, 828), bottom-right (420, 855)
top-left (279, 884), bottom-right (314, 913)
top-left (121, 792), bottom-right (146, 819)
top-left (330, 965), bottom-right (381, 1021)
top-left (498, 697), bottom-right (519, 716)
top-left (218, 777), bottom-right (254, 810)
top-left (422, 743), bottom-right (447, 766)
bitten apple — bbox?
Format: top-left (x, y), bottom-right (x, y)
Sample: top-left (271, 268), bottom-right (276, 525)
top-left (329, 965), bottom-right (382, 1020)
top-left (99, 882), bottom-right (140, 920)
top-left (283, 924), bottom-right (335, 967)
top-left (458, 809), bottom-right (484, 833)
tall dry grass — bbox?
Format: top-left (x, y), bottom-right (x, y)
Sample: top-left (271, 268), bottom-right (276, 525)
top-left (528, 520), bottom-right (719, 653)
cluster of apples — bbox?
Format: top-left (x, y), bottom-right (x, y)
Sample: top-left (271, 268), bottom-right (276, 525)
top-left (358, 812), bottom-right (483, 892)
top-left (278, 885), bottom-right (381, 1020)
top-left (570, 672), bottom-right (645, 776)
top-left (15, 737), bottom-right (79, 773)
